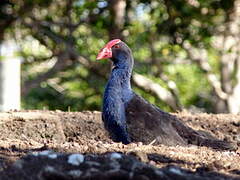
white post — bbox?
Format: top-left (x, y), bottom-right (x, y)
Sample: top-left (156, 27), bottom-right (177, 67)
top-left (0, 40), bottom-right (21, 111)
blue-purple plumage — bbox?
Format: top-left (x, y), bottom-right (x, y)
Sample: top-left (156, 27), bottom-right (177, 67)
top-left (102, 42), bottom-right (134, 144)
top-left (97, 39), bottom-right (235, 150)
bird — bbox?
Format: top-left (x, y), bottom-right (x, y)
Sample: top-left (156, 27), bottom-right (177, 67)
top-left (96, 39), bottom-right (235, 150)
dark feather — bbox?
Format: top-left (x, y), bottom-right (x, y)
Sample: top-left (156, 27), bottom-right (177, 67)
top-left (99, 40), bottom-right (236, 151)
top-left (126, 93), bottom-right (236, 150)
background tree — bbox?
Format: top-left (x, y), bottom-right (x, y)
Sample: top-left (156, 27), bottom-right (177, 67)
top-left (1, 0), bottom-right (240, 113)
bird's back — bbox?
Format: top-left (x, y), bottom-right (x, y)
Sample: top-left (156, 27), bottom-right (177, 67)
top-left (125, 93), bottom-right (236, 150)
top-left (125, 93), bottom-right (187, 146)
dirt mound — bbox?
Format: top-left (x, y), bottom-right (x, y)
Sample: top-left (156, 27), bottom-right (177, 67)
top-left (0, 111), bottom-right (239, 179)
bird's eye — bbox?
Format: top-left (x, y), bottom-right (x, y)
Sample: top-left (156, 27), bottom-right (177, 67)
top-left (113, 44), bottom-right (120, 49)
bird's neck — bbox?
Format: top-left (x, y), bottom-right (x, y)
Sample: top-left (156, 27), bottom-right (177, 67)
top-left (111, 66), bottom-right (132, 89)
top-left (110, 54), bottom-right (133, 88)
top-left (104, 63), bottom-right (133, 103)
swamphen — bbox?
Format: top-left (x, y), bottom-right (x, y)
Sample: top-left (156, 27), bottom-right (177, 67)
top-left (97, 39), bottom-right (235, 150)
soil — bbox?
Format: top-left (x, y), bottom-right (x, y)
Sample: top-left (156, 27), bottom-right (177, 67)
top-left (0, 110), bottom-right (239, 179)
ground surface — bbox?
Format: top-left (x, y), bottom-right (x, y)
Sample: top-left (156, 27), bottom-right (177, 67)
top-left (0, 110), bottom-right (239, 179)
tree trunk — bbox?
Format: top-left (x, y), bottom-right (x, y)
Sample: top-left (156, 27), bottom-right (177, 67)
top-left (184, 0), bottom-right (240, 114)
top-left (0, 40), bottom-right (21, 111)
top-left (220, 0), bottom-right (240, 113)
top-left (108, 0), bottom-right (126, 39)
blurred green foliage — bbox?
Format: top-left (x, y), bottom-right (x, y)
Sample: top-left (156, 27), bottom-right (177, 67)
top-left (1, 0), bottom-right (236, 112)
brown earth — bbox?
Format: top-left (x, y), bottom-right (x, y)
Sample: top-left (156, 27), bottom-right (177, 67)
top-left (0, 110), bottom-right (239, 179)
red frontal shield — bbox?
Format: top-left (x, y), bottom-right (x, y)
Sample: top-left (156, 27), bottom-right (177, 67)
top-left (97, 39), bottom-right (121, 60)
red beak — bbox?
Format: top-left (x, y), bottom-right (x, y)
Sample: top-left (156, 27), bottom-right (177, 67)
top-left (96, 39), bottom-right (121, 60)
top-left (96, 47), bottom-right (112, 60)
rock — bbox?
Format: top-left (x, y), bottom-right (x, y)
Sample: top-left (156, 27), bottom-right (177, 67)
top-left (1, 151), bottom-right (238, 180)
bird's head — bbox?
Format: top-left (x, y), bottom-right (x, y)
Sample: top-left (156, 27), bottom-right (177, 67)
top-left (97, 39), bottom-right (133, 69)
